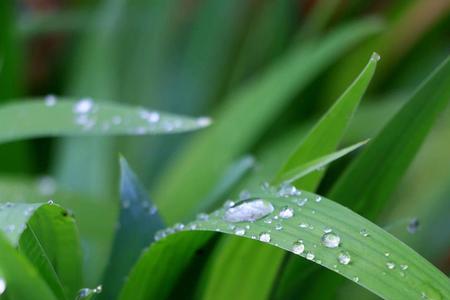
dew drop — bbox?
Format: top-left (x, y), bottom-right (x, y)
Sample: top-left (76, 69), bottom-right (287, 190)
top-left (371, 52), bottom-right (381, 62)
top-left (306, 252), bottom-right (315, 260)
top-left (321, 232), bottom-right (341, 248)
top-left (259, 232), bottom-right (271, 243)
top-left (353, 276), bottom-right (359, 283)
top-left (223, 199), bottom-right (274, 223)
top-left (292, 241), bottom-right (305, 254)
top-left (44, 94), bottom-right (57, 106)
top-left (299, 223), bottom-right (308, 229)
top-left (386, 262), bottom-right (395, 270)
top-left (47, 200), bottom-right (54, 205)
top-left (278, 183), bottom-right (301, 197)
top-left (223, 200), bottom-right (235, 208)
top-left (323, 228), bottom-right (332, 233)
top-left (74, 98), bottom-right (93, 114)
top-left (400, 264), bottom-right (408, 271)
top-left (407, 218), bottom-right (420, 234)
top-left (196, 213), bottom-right (209, 221)
top-left (275, 224), bottom-right (283, 231)
top-left (338, 251), bottom-right (351, 265)
top-left (279, 206), bottom-right (294, 219)
top-left (234, 227), bottom-right (246, 236)
top-left (315, 196), bottom-right (322, 203)
top-left (295, 198), bottom-right (308, 207)
top-left (384, 252), bottom-right (390, 257)
top-left (360, 228), bottom-right (370, 237)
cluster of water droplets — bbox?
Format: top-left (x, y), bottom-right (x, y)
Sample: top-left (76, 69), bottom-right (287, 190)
top-left (76, 285), bottom-right (102, 299)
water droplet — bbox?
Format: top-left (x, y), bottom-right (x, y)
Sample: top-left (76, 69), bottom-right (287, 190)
top-left (0, 278), bottom-right (6, 295)
top-left (371, 52), bottom-right (381, 62)
top-left (338, 251), bottom-right (351, 265)
top-left (196, 117), bottom-right (212, 127)
top-left (292, 241), bottom-right (305, 254)
top-left (360, 228), bottom-right (370, 237)
top-left (44, 94), bottom-right (57, 106)
top-left (47, 200), bottom-right (54, 205)
top-left (74, 98), bottom-right (93, 114)
top-left (306, 252), bottom-right (315, 260)
top-left (279, 206), bottom-right (294, 219)
top-left (295, 198), bottom-right (308, 206)
top-left (386, 262), bottom-right (395, 270)
top-left (234, 227), bottom-right (246, 236)
top-left (260, 181), bottom-right (271, 192)
top-left (299, 223), bottom-right (308, 228)
top-left (323, 228), bottom-right (332, 233)
top-left (315, 196), bottom-right (322, 202)
top-left (275, 223), bottom-right (283, 231)
top-left (321, 232), bottom-right (341, 248)
top-left (174, 223), bottom-right (185, 231)
top-left (400, 264), bottom-right (408, 271)
top-left (278, 183), bottom-right (301, 197)
top-left (384, 252), bottom-right (390, 257)
top-left (76, 285), bottom-right (102, 299)
top-left (196, 213), bottom-right (209, 221)
top-left (264, 218), bottom-right (272, 224)
top-left (223, 200), bottom-right (235, 208)
top-left (259, 232), bottom-right (271, 243)
top-left (93, 285), bottom-right (102, 293)
top-left (223, 199), bottom-right (274, 223)
top-left (353, 276), bottom-right (359, 283)
top-left (407, 218), bottom-right (419, 234)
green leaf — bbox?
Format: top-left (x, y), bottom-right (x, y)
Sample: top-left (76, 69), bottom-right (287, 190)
top-left (0, 176), bottom-right (117, 287)
top-left (274, 140), bottom-right (368, 185)
top-left (0, 232), bottom-right (57, 300)
top-left (0, 202), bottom-right (82, 299)
top-left (0, 99), bottom-right (210, 144)
top-left (155, 18), bottom-right (382, 223)
top-left (99, 157), bottom-right (165, 300)
top-left (120, 188), bottom-right (450, 300)
top-left (198, 52), bottom-right (378, 300)
top-left (331, 55), bottom-right (450, 219)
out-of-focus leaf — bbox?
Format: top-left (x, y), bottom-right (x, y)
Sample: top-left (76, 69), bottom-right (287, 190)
top-left (0, 99), bottom-right (210, 144)
top-left (99, 157), bottom-right (164, 300)
top-left (0, 202), bottom-right (82, 299)
top-left (155, 19), bottom-right (382, 223)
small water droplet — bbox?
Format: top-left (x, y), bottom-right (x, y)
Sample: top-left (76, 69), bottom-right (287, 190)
top-left (292, 241), bottom-right (305, 254)
top-left (47, 200), bottom-right (54, 205)
top-left (321, 232), bottom-right (341, 248)
top-left (386, 262), bottom-right (395, 270)
top-left (299, 223), bottom-right (308, 228)
top-left (371, 52), bottom-right (381, 62)
top-left (384, 252), bottom-right (390, 257)
top-left (315, 196), bottom-right (322, 202)
top-left (74, 98), bottom-right (94, 114)
top-left (407, 218), bottom-right (419, 234)
top-left (259, 232), bottom-right (271, 243)
top-left (196, 117), bottom-right (212, 127)
top-left (275, 224), bottom-right (283, 231)
top-left (196, 213), bottom-right (209, 221)
top-left (234, 227), bottom-right (246, 236)
top-left (360, 228), bottom-right (370, 237)
top-left (294, 197), bottom-right (308, 207)
top-left (278, 183), bottom-right (301, 197)
top-left (338, 251), bottom-right (351, 265)
top-left (44, 94), bottom-right (57, 106)
top-left (306, 252), bottom-right (315, 260)
top-left (323, 228), bottom-right (332, 233)
top-left (223, 199), bottom-right (274, 223)
top-left (223, 200), bottom-right (235, 208)
top-left (279, 206), bottom-right (294, 219)
top-left (353, 276), bottom-right (359, 283)
top-left (400, 264), bottom-right (408, 271)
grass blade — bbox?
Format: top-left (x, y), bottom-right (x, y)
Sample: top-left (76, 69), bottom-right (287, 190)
top-left (155, 19), bottom-right (382, 223)
top-left (120, 187), bottom-right (450, 300)
top-left (99, 157), bottom-right (164, 300)
top-left (0, 99), bottom-right (210, 144)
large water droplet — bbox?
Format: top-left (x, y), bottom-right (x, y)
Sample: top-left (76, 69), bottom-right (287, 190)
top-left (321, 232), bottom-right (341, 248)
top-left (279, 206), bottom-right (294, 219)
top-left (292, 241), bottom-right (305, 254)
top-left (223, 199), bottom-right (274, 223)
top-left (338, 251), bottom-right (351, 265)
top-left (259, 232), bottom-right (271, 243)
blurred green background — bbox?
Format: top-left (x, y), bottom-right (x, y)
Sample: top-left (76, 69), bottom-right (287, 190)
top-left (1, 0), bottom-right (449, 299)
